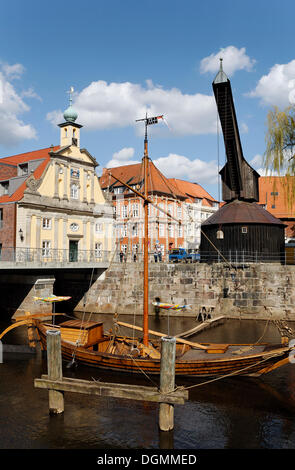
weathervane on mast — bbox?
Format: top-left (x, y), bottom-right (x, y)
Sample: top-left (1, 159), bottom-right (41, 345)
top-left (135, 113), bottom-right (164, 347)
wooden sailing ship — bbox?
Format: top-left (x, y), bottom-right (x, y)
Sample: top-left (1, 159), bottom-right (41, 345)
top-left (0, 113), bottom-right (294, 378)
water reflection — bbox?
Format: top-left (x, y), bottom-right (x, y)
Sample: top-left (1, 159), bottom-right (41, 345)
top-left (1, 316), bottom-right (295, 449)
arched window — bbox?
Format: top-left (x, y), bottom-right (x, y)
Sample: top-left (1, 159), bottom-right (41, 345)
top-left (70, 183), bottom-right (79, 199)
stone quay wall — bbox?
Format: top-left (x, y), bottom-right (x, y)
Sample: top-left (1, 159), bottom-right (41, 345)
top-left (74, 262), bottom-right (295, 321)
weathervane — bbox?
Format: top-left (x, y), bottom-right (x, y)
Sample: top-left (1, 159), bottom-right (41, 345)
top-left (66, 86), bottom-right (74, 106)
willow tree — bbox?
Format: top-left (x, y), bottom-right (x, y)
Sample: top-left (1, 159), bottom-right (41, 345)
top-left (264, 105), bottom-right (295, 207)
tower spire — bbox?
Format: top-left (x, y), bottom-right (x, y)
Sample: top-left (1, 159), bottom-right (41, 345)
top-left (213, 57), bottom-right (228, 84)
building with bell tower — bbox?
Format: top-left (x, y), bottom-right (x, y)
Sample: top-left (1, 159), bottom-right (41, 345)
top-left (0, 87), bottom-right (114, 264)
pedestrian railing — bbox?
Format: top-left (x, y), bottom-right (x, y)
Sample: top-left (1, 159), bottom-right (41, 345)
top-left (0, 247), bottom-right (293, 266)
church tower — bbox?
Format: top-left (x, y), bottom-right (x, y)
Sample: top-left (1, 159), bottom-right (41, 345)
top-left (58, 87), bottom-right (82, 148)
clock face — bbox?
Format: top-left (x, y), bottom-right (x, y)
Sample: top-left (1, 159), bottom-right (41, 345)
top-left (70, 223), bottom-right (79, 232)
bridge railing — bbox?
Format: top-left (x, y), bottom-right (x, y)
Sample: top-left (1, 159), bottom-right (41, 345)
top-left (0, 248), bottom-right (292, 266)
top-left (0, 248), bottom-right (113, 265)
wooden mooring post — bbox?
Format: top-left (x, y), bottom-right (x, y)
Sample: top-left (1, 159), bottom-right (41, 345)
top-left (34, 332), bottom-right (187, 431)
top-left (159, 336), bottom-right (176, 431)
top-left (47, 330), bottom-right (64, 414)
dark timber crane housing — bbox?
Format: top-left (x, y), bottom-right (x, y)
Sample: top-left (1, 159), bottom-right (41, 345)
top-left (200, 60), bottom-right (285, 263)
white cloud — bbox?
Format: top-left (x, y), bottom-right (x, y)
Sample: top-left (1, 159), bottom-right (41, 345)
top-left (46, 109), bottom-right (63, 126)
top-left (153, 153), bottom-right (218, 184)
top-left (106, 147), bottom-right (140, 168)
top-left (1, 62), bottom-right (25, 79)
top-left (200, 46), bottom-right (256, 76)
top-left (0, 63), bottom-right (37, 146)
top-left (248, 59), bottom-right (295, 107)
top-left (106, 148), bottom-right (218, 185)
top-left (21, 87), bottom-right (42, 101)
top-left (48, 79), bottom-right (217, 136)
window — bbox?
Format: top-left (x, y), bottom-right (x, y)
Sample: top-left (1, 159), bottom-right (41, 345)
top-left (95, 242), bottom-right (102, 258)
top-left (122, 205), bottom-right (128, 218)
top-left (178, 224), bottom-right (183, 237)
top-left (241, 226), bottom-right (248, 234)
top-left (42, 218), bottom-right (51, 229)
top-left (95, 223), bottom-right (103, 233)
top-left (132, 223), bottom-right (138, 237)
top-left (70, 183), bottom-right (79, 199)
top-left (121, 244), bottom-right (127, 254)
top-left (18, 163), bottom-right (28, 175)
top-left (114, 186), bottom-right (124, 194)
top-left (0, 181), bottom-right (9, 195)
top-left (0, 209), bottom-right (3, 229)
top-left (133, 203), bottom-right (139, 217)
top-left (168, 224), bottom-right (174, 237)
top-left (177, 206), bottom-right (182, 219)
top-left (159, 223), bottom-right (164, 237)
top-left (271, 192), bottom-right (279, 196)
top-left (42, 240), bottom-right (51, 257)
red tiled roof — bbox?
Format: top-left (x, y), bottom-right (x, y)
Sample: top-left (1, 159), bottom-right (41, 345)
top-left (100, 161), bottom-right (187, 199)
top-left (0, 146), bottom-right (59, 203)
top-left (258, 176), bottom-right (295, 219)
top-left (168, 178), bottom-right (219, 206)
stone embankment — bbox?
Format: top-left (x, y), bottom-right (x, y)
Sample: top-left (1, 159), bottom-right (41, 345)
top-left (75, 262), bottom-right (295, 321)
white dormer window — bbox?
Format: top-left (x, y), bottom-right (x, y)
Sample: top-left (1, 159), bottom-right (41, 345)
top-left (0, 181), bottom-right (9, 195)
top-left (70, 183), bottom-right (79, 199)
top-left (18, 163), bottom-right (28, 176)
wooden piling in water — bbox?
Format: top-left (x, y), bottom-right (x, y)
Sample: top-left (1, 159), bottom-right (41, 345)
top-left (47, 330), bottom-right (64, 415)
top-left (159, 336), bottom-right (176, 432)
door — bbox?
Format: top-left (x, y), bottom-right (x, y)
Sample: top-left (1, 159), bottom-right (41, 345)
top-left (69, 240), bottom-right (78, 262)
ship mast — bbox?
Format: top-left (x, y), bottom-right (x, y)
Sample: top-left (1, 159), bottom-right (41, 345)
top-left (136, 114), bottom-right (163, 347)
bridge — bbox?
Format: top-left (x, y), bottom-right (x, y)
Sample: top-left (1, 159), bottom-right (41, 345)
top-left (0, 248), bottom-right (112, 270)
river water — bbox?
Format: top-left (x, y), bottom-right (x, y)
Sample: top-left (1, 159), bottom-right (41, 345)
top-left (1, 314), bottom-right (295, 451)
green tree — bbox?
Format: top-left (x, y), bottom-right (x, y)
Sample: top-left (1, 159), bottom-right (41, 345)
top-left (264, 105), bottom-right (295, 206)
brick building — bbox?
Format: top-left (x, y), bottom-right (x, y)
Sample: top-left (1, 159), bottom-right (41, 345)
top-left (258, 176), bottom-right (295, 240)
top-left (100, 161), bottom-right (187, 258)
top-left (100, 162), bottom-right (219, 257)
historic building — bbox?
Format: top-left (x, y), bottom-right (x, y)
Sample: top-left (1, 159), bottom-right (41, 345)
top-left (0, 94), bottom-right (114, 262)
top-left (100, 161), bottom-right (187, 258)
top-left (258, 176), bottom-right (295, 241)
top-left (99, 161), bottom-right (218, 257)
top-left (167, 178), bottom-right (219, 249)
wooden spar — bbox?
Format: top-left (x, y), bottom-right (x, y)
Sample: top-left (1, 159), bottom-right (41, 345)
top-left (176, 315), bottom-right (226, 339)
top-left (0, 313), bottom-right (64, 341)
top-left (116, 320), bottom-right (208, 350)
top-left (143, 119), bottom-right (149, 347)
top-left (35, 375), bottom-right (188, 405)
top-left (0, 320), bottom-right (28, 341)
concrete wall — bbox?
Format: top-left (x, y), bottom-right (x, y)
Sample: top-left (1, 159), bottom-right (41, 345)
top-left (0, 272), bottom-right (55, 319)
top-left (74, 262), bottom-right (295, 320)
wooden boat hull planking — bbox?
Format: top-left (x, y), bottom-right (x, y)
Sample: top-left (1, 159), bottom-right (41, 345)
top-left (36, 321), bottom-right (291, 378)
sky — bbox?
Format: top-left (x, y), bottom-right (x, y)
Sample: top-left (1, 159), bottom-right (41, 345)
top-left (0, 0), bottom-right (295, 200)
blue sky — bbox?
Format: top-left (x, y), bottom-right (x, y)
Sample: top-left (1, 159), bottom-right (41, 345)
top-left (0, 0), bottom-right (295, 199)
